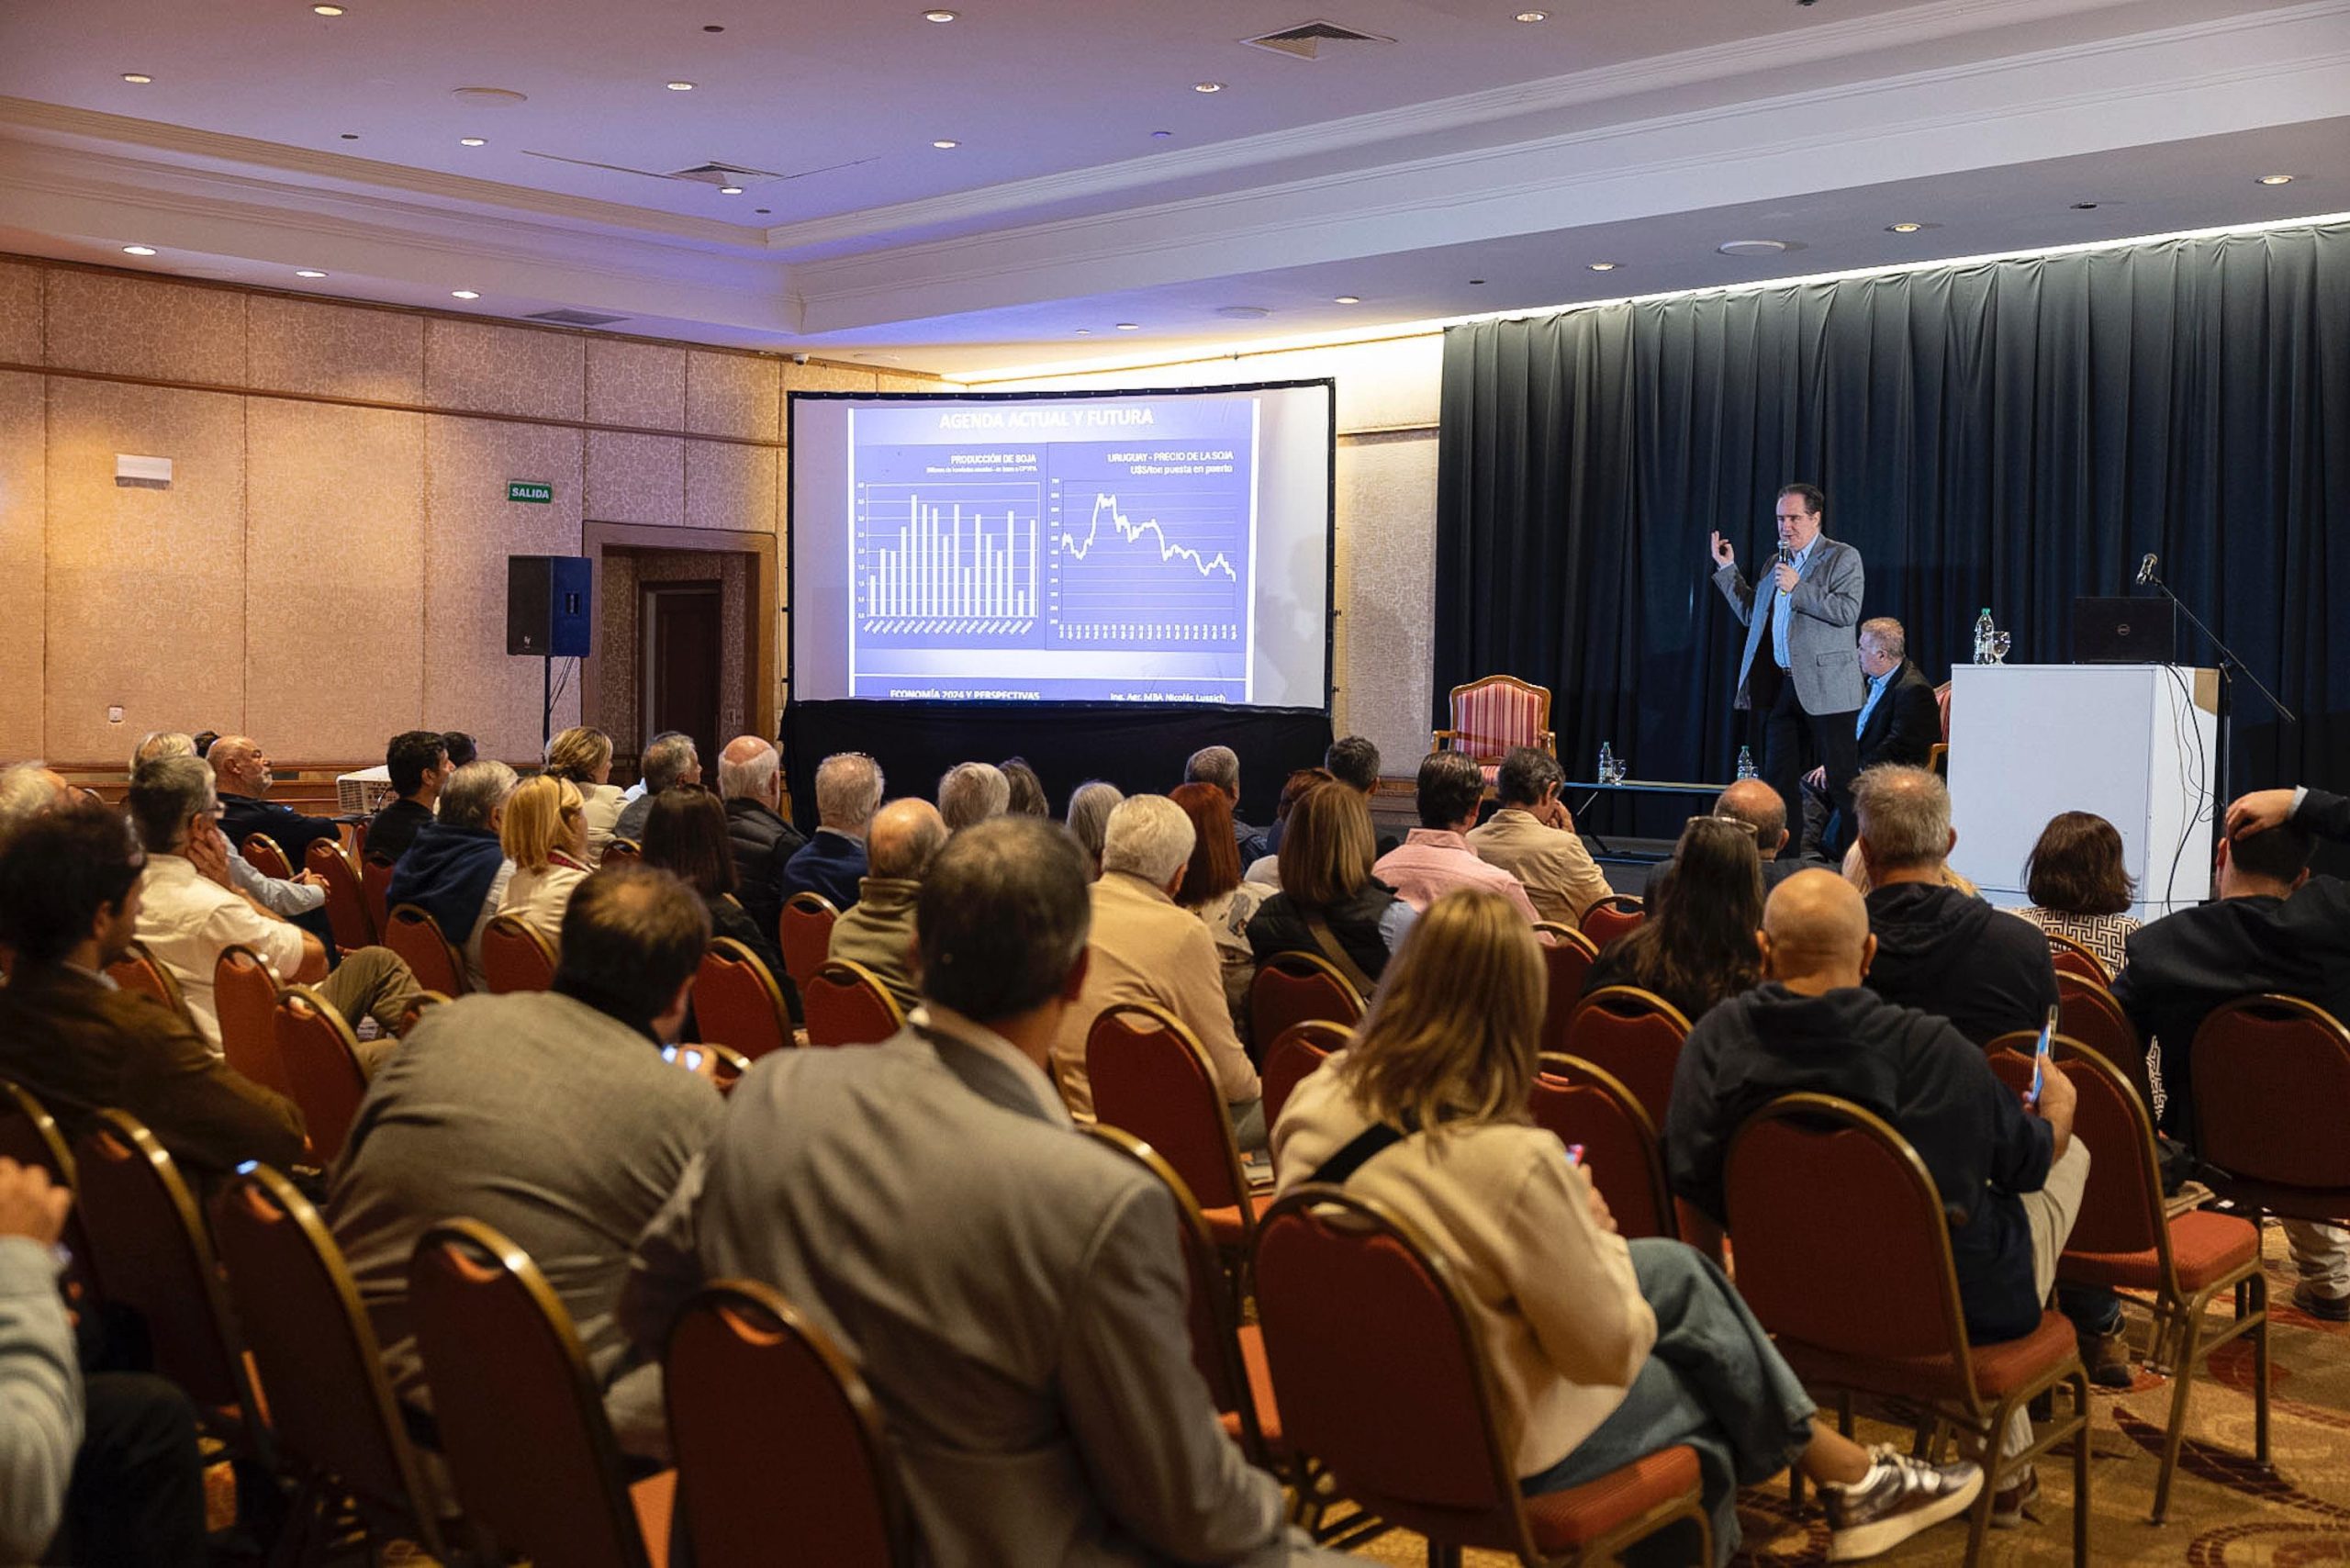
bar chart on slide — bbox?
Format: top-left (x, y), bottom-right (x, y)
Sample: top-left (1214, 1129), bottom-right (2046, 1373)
top-left (856, 482), bottom-right (1040, 637)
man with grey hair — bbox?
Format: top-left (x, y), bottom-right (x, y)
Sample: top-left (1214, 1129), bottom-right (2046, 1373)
top-left (0, 764), bottom-right (69, 855)
top-left (613, 734), bottom-right (701, 846)
top-left (827, 798), bottom-right (946, 1013)
top-left (135, 731), bottom-right (332, 928)
top-left (1184, 744), bottom-right (1270, 863)
top-left (1466, 745), bottom-right (1614, 924)
top-left (717, 734), bottom-right (806, 935)
top-left (386, 759), bottom-right (520, 992)
top-left (786, 752), bottom-right (884, 911)
top-left (1064, 779), bottom-right (1125, 881)
top-left (623, 815), bottom-right (1347, 1568)
top-left (1050, 795), bottom-right (1262, 1148)
top-left (208, 734), bottom-right (343, 865)
top-left (128, 756), bottom-right (420, 1058)
top-left (937, 760), bottom-right (1011, 832)
top-left (1803, 616), bottom-right (1939, 856)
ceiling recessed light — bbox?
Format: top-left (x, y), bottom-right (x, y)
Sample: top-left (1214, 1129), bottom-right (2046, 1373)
top-left (1333, 295), bottom-right (1360, 304)
top-left (931, 139), bottom-right (958, 149)
top-left (1075, 328), bottom-right (1092, 335)
top-left (295, 269), bottom-right (328, 278)
top-left (1215, 305), bottom-right (1270, 319)
top-left (450, 86), bottom-right (527, 106)
top-left (459, 136), bottom-right (487, 147)
top-left (340, 132), bottom-right (359, 140)
top-left (666, 80), bottom-right (696, 91)
top-left (1468, 277), bottom-right (1486, 286)
top-left (2071, 201), bottom-right (2098, 210)
top-left (1150, 129), bottom-right (1172, 139)
top-left (754, 207), bottom-right (771, 214)
top-left (1886, 221), bottom-right (1923, 234)
top-left (718, 185), bottom-right (744, 194)
top-left (923, 7), bottom-right (957, 19)
top-left (121, 245), bottom-right (157, 256)
top-left (1193, 81), bottom-right (1224, 93)
top-left (312, 4), bottom-right (345, 14)
top-left (2257, 174), bottom-right (2295, 185)
top-left (1516, 9), bottom-right (1549, 21)
top-left (451, 289), bottom-right (479, 299)
top-left (702, 23), bottom-right (724, 32)
top-left (121, 72), bottom-right (152, 84)
top-left (1718, 238), bottom-right (1793, 257)
top-left (1114, 322), bottom-right (1141, 330)
top-left (1587, 261), bottom-right (1618, 272)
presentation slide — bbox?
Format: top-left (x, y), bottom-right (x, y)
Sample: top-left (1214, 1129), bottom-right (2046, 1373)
top-left (790, 383), bottom-right (1332, 707)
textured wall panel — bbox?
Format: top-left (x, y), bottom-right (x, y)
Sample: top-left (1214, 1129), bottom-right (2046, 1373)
top-left (587, 338), bottom-right (686, 431)
top-left (781, 363), bottom-right (878, 444)
top-left (0, 263), bottom-right (40, 364)
top-left (685, 441), bottom-right (777, 537)
top-left (247, 297), bottom-right (426, 404)
top-left (0, 373), bottom-right (45, 756)
top-left (1331, 434), bottom-right (1438, 767)
top-left (45, 381), bottom-right (247, 758)
top-left (247, 401), bottom-right (426, 755)
top-left (46, 272), bottom-right (246, 385)
top-left (686, 350), bottom-right (778, 442)
top-left (424, 417), bottom-right (584, 762)
top-left (586, 431), bottom-right (684, 527)
top-left (424, 319), bottom-right (584, 421)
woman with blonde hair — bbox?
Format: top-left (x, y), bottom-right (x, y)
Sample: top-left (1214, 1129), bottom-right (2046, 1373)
top-left (1274, 889), bottom-right (1982, 1564)
top-left (497, 774), bottom-right (590, 946)
top-left (543, 725), bottom-right (626, 866)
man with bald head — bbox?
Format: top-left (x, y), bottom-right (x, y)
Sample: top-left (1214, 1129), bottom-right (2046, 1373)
top-left (827, 798), bottom-right (947, 1013)
top-left (1713, 777), bottom-right (1801, 889)
top-left (208, 734), bottom-right (342, 864)
top-left (1665, 870), bottom-right (2090, 1521)
top-left (717, 734), bottom-right (805, 936)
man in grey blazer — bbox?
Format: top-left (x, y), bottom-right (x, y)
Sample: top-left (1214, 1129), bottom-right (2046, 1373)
top-left (623, 815), bottom-right (1348, 1567)
top-left (1710, 482), bottom-right (1867, 855)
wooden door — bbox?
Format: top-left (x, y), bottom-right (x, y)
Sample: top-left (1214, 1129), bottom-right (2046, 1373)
top-left (643, 583), bottom-right (722, 767)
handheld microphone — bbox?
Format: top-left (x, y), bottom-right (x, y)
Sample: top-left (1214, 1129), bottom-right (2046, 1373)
top-left (2135, 553), bottom-right (2158, 587)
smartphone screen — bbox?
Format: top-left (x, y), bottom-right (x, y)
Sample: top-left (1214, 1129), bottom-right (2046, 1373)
top-left (2029, 1004), bottom-right (2057, 1106)
top-left (1564, 1142), bottom-right (1585, 1168)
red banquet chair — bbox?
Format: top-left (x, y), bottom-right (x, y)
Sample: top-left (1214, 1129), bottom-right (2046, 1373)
top-left (360, 852), bottom-right (397, 943)
top-left (1248, 951), bottom-right (1365, 1059)
top-left (2191, 994), bottom-right (2350, 1226)
top-left (1534, 924), bottom-right (1599, 1055)
top-left (241, 832), bottom-right (296, 882)
top-left (276, 986), bottom-right (370, 1164)
top-left (2054, 971), bottom-right (2157, 1116)
top-left (306, 838), bottom-right (376, 951)
top-left (1261, 1019), bottom-right (1349, 1154)
top-left (481, 914), bottom-right (558, 995)
top-left (1530, 1053), bottom-right (1678, 1242)
top-left (1087, 1002), bottom-right (1268, 1256)
top-left (2042, 932), bottom-right (2111, 987)
top-left (694, 938), bottom-right (795, 1059)
top-left (216, 944), bottom-right (297, 1101)
top-left (1557, 986), bottom-right (1690, 1126)
top-left (1577, 895), bottom-right (1645, 947)
top-left (778, 891), bottom-right (839, 991)
top-left (1254, 1185), bottom-right (1709, 1565)
top-left (106, 939), bottom-right (191, 1022)
top-left (801, 959), bottom-right (908, 1049)
top-left (383, 904), bottom-right (467, 997)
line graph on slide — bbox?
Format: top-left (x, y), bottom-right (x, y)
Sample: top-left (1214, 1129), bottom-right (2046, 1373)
top-left (1050, 486), bottom-right (1247, 646)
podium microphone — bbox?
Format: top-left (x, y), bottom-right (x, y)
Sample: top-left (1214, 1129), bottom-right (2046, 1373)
top-left (2135, 553), bottom-right (2159, 587)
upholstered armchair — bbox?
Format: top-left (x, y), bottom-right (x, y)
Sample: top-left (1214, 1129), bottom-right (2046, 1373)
top-left (1433, 675), bottom-right (1555, 780)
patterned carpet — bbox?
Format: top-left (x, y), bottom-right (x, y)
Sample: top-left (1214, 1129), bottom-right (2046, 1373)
top-left (1348, 1224), bottom-right (2344, 1565)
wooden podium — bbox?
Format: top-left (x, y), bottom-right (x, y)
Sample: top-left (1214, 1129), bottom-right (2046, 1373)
top-left (1946, 664), bottom-right (2218, 918)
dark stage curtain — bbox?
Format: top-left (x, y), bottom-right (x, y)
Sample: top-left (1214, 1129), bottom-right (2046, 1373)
top-left (1436, 219), bottom-right (2350, 836)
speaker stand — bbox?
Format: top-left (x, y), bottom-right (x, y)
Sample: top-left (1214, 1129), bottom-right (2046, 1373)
top-left (542, 655), bottom-right (554, 752)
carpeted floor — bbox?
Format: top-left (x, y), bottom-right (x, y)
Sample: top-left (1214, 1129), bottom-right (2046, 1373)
top-left (1347, 1223), bottom-right (2339, 1564)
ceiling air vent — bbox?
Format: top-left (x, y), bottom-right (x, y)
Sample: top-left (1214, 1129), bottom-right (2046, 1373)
top-left (526, 308), bottom-right (630, 327)
top-left (1242, 19), bottom-right (1396, 59)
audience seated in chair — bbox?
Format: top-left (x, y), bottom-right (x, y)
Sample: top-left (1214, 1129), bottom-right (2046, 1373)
top-left (329, 867), bottom-right (724, 1462)
top-left (1468, 745), bottom-right (1616, 924)
top-left (1273, 886), bottom-right (1983, 1562)
top-left (1051, 795), bottom-right (1265, 1149)
top-left (642, 788), bottom-right (797, 1020)
top-left (612, 733), bottom-right (701, 847)
top-left (0, 801), bottom-right (306, 1177)
top-left (827, 799), bottom-right (946, 1016)
top-left (136, 730), bottom-right (335, 945)
top-left (129, 756), bottom-right (421, 1065)
top-left (1243, 767), bottom-right (1334, 889)
top-left (1664, 869), bottom-right (2093, 1519)
top-left (384, 759), bottom-right (518, 996)
top-left (0, 764), bottom-right (69, 860)
top-left (937, 760), bottom-right (1010, 832)
top-left (1374, 749), bottom-right (1541, 922)
top-left (622, 815), bottom-right (1350, 1566)
top-left (1714, 777), bottom-right (1806, 890)
top-left (364, 730), bottom-right (450, 866)
top-left (1185, 745), bottom-right (1270, 865)
top-left (208, 734), bottom-right (342, 866)
top-left (1169, 782), bottom-right (1268, 1053)
top-left (1802, 617), bottom-right (1939, 857)
top-left (1853, 765), bottom-right (2057, 1048)
top-left (718, 735), bottom-right (808, 935)
top-left (1582, 815), bottom-right (1763, 1025)
top-left (439, 730), bottom-right (477, 770)
top-left (1248, 781), bottom-right (1414, 986)
top-left (1064, 779), bottom-right (1124, 881)
top-left (495, 774), bottom-right (591, 949)
top-left (0, 1157), bottom-right (207, 1566)
top-left (2011, 812), bottom-right (2143, 981)
top-left (2116, 785), bottom-right (2350, 1317)
top-left (1001, 756), bottom-right (1051, 818)
top-left (542, 725), bottom-right (626, 868)
top-left (784, 751), bottom-right (881, 912)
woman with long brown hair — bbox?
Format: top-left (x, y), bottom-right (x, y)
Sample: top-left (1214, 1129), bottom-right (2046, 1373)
top-left (1169, 781), bottom-right (1266, 1046)
top-left (1274, 889), bottom-right (1982, 1564)
top-left (1583, 815), bottom-right (1765, 1021)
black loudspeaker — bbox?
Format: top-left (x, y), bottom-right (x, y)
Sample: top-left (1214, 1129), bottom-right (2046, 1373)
top-left (2072, 596), bottom-right (2175, 663)
top-left (507, 555), bottom-right (593, 657)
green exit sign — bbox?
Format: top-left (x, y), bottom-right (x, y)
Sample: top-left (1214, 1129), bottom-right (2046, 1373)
top-left (507, 480), bottom-right (554, 504)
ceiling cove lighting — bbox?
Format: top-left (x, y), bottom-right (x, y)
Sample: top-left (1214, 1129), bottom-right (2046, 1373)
top-left (451, 289), bottom-right (480, 299)
top-left (931, 139), bottom-right (959, 149)
top-left (2258, 174), bottom-right (2295, 185)
top-left (1587, 261), bottom-right (1618, 272)
top-left (1193, 82), bottom-right (1224, 93)
top-left (121, 245), bottom-right (158, 256)
top-left (295, 268), bottom-right (328, 278)
top-left (666, 80), bottom-right (696, 91)
top-left (1114, 322), bottom-right (1141, 330)
top-left (1516, 10), bottom-right (1550, 21)
top-left (718, 185), bottom-right (744, 194)
top-left (1333, 295), bottom-right (1360, 304)
top-left (923, 7), bottom-right (957, 19)
top-left (459, 136), bottom-right (487, 147)
top-left (1887, 221), bottom-right (1924, 233)
top-left (121, 72), bottom-right (153, 84)
top-left (312, 4), bottom-right (345, 14)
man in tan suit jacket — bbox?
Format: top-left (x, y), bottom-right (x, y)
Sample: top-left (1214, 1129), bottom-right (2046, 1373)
top-left (1466, 747), bottom-right (1614, 925)
top-left (825, 799), bottom-right (946, 1013)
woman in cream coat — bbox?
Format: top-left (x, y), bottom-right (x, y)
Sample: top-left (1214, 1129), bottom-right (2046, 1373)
top-left (498, 774), bottom-right (590, 947)
top-left (545, 725), bottom-right (628, 867)
top-left (1271, 889), bottom-right (1982, 1565)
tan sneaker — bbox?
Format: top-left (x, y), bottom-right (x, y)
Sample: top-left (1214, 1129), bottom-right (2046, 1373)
top-left (1824, 1448), bottom-right (1985, 1562)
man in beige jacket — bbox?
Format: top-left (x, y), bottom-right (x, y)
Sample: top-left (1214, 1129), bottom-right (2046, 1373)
top-left (1051, 795), bottom-right (1265, 1148)
top-left (1466, 746), bottom-right (1614, 925)
top-left (826, 799), bottom-right (946, 1014)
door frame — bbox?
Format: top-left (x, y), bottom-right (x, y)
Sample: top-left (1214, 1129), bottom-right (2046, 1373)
top-left (580, 521), bottom-right (779, 749)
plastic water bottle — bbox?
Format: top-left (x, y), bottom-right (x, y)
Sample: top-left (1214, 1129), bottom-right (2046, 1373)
top-left (1973, 607), bottom-right (1995, 666)
top-left (1597, 742), bottom-right (1616, 785)
top-left (1736, 745), bottom-right (1756, 780)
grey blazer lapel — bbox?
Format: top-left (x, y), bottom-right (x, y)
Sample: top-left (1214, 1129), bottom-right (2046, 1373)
top-left (925, 1031), bottom-right (1060, 1126)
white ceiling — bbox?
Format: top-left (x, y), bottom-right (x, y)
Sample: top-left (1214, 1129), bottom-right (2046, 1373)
top-left (0, 0), bottom-right (2344, 374)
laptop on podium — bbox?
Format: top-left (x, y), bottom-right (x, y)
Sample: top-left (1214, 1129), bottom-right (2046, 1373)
top-left (2072, 597), bottom-right (2176, 664)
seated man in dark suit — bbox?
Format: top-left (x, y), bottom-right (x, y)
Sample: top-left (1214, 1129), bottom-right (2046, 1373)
top-left (715, 735), bottom-right (805, 935)
top-left (2115, 785), bottom-right (2350, 1316)
top-left (208, 734), bottom-right (342, 865)
top-left (1714, 777), bottom-right (1806, 889)
top-left (782, 752), bottom-right (878, 911)
top-left (0, 801), bottom-right (307, 1179)
top-left (623, 816), bottom-right (1348, 1566)
top-left (1805, 618), bottom-right (1940, 857)
top-left (363, 731), bottom-right (448, 865)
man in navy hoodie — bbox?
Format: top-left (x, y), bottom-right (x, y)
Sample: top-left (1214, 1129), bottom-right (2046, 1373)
top-left (385, 760), bottom-right (516, 991)
top-left (1666, 869), bottom-right (2087, 1529)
